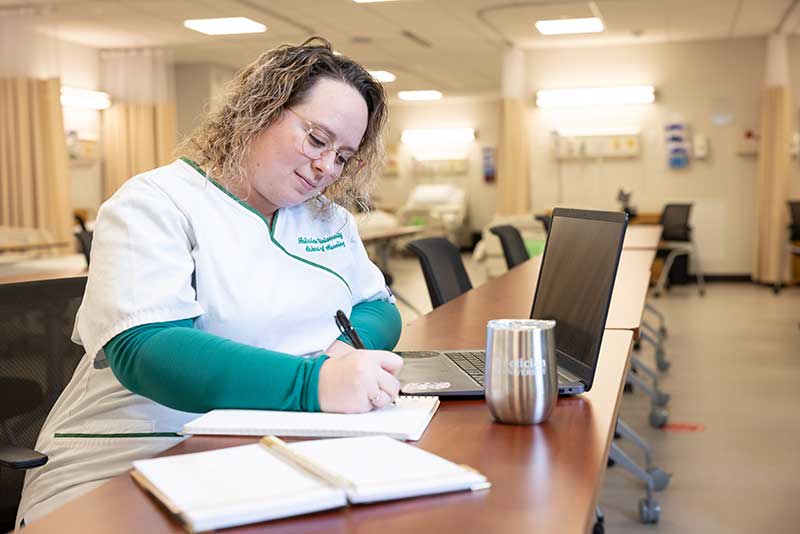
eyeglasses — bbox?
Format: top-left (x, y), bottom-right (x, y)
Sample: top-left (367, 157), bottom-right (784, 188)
top-left (287, 108), bottom-right (363, 179)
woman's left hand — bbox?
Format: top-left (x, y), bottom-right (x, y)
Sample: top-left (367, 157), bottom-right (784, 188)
top-left (323, 339), bottom-right (357, 359)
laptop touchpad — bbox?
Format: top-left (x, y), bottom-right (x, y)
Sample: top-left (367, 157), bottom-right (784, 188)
top-left (397, 351), bottom-right (480, 392)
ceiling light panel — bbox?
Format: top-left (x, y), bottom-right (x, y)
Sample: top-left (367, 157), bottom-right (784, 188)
top-left (183, 17), bottom-right (266, 36)
top-left (398, 90), bottom-right (443, 101)
top-left (535, 17), bottom-right (604, 35)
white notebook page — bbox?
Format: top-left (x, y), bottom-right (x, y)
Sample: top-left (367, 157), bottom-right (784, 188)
top-left (183, 396), bottom-right (439, 441)
top-left (133, 444), bottom-right (345, 529)
top-left (289, 436), bottom-right (487, 502)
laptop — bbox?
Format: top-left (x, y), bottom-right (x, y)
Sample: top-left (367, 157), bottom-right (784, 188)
top-left (397, 208), bottom-right (628, 397)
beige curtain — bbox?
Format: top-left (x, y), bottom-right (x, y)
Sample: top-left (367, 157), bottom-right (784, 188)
top-left (753, 86), bottom-right (792, 283)
top-left (0, 77), bottom-right (73, 245)
top-left (495, 98), bottom-right (531, 215)
top-left (102, 102), bottom-right (176, 197)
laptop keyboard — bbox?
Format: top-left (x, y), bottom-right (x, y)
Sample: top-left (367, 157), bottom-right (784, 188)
top-left (445, 351), bottom-right (578, 387)
top-left (445, 351), bottom-right (486, 386)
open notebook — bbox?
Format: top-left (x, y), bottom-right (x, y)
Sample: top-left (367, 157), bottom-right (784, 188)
top-left (182, 396), bottom-right (439, 441)
top-left (132, 435), bottom-right (490, 533)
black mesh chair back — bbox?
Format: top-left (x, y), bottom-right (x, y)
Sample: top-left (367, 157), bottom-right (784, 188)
top-left (406, 238), bottom-right (472, 309)
top-left (535, 214), bottom-right (552, 234)
top-left (0, 276), bottom-right (87, 531)
top-left (660, 203), bottom-right (692, 241)
top-left (75, 229), bottom-right (93, 266)
top-left (789, 201), bottom-right (800, 241)
top-left (489, 225), bottom-right (530, 269)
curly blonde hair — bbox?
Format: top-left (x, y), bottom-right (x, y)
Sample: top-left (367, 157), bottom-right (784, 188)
top-left (179, 37), bottom-right (387, 214)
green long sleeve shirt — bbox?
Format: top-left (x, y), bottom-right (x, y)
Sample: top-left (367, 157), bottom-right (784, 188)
top-left (104, 299), bottom-right (402, 413)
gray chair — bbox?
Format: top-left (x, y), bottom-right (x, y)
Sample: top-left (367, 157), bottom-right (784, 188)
top-left (653, 203), bottom-right (705, 297)
top-left (489, 225), bottom-right (529, 269)
top-left (406, 237), bottom-right (472, 309)
top-left (74, 229), bottom-right (93, 267)
top-left (0, 276), bottom-right (86, 531)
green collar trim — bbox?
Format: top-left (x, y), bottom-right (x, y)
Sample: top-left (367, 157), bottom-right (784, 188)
top-left (54, 432), bottom-right (181, 439)
top-left (179, 157), bottom-right (351, 294)
top-left (179, 156), bottom-right (273, 231)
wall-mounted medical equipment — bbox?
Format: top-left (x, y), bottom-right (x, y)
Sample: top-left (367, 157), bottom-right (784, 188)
top-left (553, 128), bottom-right (641, 159)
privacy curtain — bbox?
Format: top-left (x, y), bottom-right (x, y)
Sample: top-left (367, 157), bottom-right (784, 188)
top-left (0, 77), bottom-right (73, 244)
top-left (495, 98), bottom-right (531, 215)
top-left (101, 49), bottom-right (176, 198)
top-left (753, 35), bottom-right (792, 283)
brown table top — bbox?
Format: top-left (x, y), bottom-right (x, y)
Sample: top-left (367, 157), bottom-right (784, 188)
top-left (622, 225), bottom-right (663, 250)
top-left (359, 225), bottom-right (424, 244)
top-left (0, 241), bottom-right (71, 254)
top-left (0, 270), bottom-right (87, 286)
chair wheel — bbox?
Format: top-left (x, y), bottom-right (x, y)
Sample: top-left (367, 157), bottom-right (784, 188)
top-left (639, 498), bottom-right (661, 523)
top-left (699, 288), bottom-right (706, 297)
top-left (653, 291), bottom-right (661, 298)
top-left (647, 467), bottom-right (672, 491)
top-left (649, 408), bottom-right (668, 428)
top-left (656, 358), bottom-right (671, 372)
top-left (654, 391), bottom-right (670, 407)
top-left (659, 326), bottom-right (668, 338)
top-left (592, 519), bottom-right (605, 534)
top-left (773, 284), bottom-right (781, 295)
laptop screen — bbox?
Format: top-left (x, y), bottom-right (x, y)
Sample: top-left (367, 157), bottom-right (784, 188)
top-left (530, 208), bottom-right (627, 390)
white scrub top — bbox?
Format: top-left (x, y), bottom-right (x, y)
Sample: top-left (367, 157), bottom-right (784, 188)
top-left (16, 158), bottom-right (390, 527)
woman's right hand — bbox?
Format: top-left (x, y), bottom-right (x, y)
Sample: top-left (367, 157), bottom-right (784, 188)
top-left (318, 350), bottom-right (403, 413)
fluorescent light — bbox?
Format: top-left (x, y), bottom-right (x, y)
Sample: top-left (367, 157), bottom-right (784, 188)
top-left (535, 17), bottom-right (604, 35)
top-left (556, 127), bottom-right (641, 137)
top-left (398, 90), bottom-right (442, 101)
top-left (60, 87), bottom-right (111, 110)
top-left (536, 86), bottom-right (655, 108)
top-left (401, 128), bottom-right (475, 145)
top-left (368, 70), bottom-right (396, 83)
top-left (183, 17), bottom-right (266, 36)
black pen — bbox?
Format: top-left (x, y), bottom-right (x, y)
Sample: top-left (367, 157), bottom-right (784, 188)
top-left (335, 309), bottom-right (366, 349)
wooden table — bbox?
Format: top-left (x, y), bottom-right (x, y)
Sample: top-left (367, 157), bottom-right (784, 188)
top-left (606, 249), bottom-right (657, 338)
top-left (0, 241), bottom-right (71, 255)
top-left (622, 225), bottom-right (662, 250)
top-left (0, 271), bottom-right (87, 285)
top-left (19, 261), bottom-right (634, 534)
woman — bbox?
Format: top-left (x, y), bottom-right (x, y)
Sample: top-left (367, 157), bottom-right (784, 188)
top-left (16, 37), bottom-right (403, 527)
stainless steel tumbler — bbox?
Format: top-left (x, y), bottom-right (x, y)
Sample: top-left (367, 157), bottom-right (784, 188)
top-left (485, 319), bottom-right (558, 425)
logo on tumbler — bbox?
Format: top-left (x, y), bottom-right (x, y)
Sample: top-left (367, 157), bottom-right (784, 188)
top-left (506, 358), bottom-right (547, 376)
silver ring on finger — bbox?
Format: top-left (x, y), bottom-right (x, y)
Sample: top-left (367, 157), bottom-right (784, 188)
top-left (369, 390), bottom-right (383, 405)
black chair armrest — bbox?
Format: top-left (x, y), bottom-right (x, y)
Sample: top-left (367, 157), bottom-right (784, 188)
top-left (0, 443), bottom-right (48, 470)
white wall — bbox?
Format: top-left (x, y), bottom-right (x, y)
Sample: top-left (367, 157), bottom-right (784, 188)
top-left (377, 98), bottom-right (499, 233)
top-left (175, 63), bottom-right (237, 142)
top-left (526, 36), bottom-right (800, 275)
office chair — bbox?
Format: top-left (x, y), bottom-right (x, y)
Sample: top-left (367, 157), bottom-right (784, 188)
top-left (74, 229), bottom-right (93, 267)
top-left (774, 200), bottom-right (800, 294)
top-left (653, 203), bottom-right (706, 297)
top-left (406, 237), bottom-right (472, 309)
top-left (489, 225), bottom-right (529, 269)
top-left (534, 214), bottom-right (552, 234)
top-left (0, 276), bottom-right (87, 532)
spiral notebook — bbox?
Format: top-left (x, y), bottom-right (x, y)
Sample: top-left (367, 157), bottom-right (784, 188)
top-left (132, 435), bottom-right (489, 533)
top-left (182, 396), bottom-right (440, 441)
